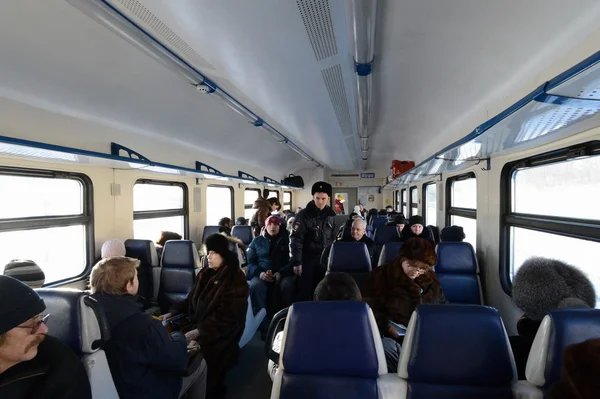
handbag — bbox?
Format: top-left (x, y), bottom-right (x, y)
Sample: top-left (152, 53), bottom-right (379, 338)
top-left (282, 174), bottom-right (304, 188)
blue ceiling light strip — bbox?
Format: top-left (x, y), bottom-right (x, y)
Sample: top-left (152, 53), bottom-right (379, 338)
top-left (94, 0), bottom-right (321, 168)
top-left (385, 47), bottom-right (600, 189)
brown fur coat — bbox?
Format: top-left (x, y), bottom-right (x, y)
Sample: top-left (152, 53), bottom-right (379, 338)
top-left (364, 255), bottom-right (448, 332)
top-left (251, 197), bottom-right (272, 236)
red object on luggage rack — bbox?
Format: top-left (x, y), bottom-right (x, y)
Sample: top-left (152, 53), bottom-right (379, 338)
top-left (391, 160), bottom-right (415, 179)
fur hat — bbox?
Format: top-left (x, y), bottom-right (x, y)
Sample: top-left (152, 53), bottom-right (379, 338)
top-left (101, 239), bottom-right (126, 258)
top-left (408, 215), bottom-right (424, 226)
top-left (512, 257), bottom-right (596, 321)
top-left (311, 181), bottom-right (332, 197)
top-left (204, 233), bottom-right (231, 259)
top-left (441, 225), bottom-right (465, 242)
top-left (398, 238), bottom-right (437, 266)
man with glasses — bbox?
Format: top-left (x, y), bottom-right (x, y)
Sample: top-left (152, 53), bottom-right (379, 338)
top-left (0, 275), bottom-right (91, 398)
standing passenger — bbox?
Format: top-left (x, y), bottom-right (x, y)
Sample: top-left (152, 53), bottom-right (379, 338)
top-left (251, 197), bottom-right (281, 236)
top-left (290, 181), bottom-right (336, 301)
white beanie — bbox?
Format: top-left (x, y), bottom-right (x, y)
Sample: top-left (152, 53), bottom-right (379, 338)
top-left (101, 239), bottom-right (126, 259)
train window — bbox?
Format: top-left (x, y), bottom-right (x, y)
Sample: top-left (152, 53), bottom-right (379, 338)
top-left (423, 182), bottom-right (437, 226)
top-left (206, 185), bottom-right (234, 226)
top-left (401, 189), bottom-right (408, 216)
top-left (501, 142), bottom-right (600, 300)
top-left (133, 181), bottom-right (187, 241)
top-left (265, 189), bottom-right (279, 199)
top-left (394, 190), bottom-right (400, 211)
top-left (283, 191), bottom-right (292, 211)
top-left (244, 188), bottom-right (261, 220)
top-left (0, 169), bottom-right (93, 285)
top-left (446, 173), bottom-right (477, 250)
top-left (410, 186), bottom-right (418, 216)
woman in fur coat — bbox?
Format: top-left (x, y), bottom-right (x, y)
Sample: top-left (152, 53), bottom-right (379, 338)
top-left (364, 237), bottom-right (448, 340)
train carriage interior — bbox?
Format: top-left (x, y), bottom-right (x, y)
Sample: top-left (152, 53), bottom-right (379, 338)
top-left (1, 0), bottom-right (600, 398)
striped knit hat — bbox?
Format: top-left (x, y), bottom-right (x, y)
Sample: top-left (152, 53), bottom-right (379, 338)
top-left (4, 259), bottom-right (46, 288)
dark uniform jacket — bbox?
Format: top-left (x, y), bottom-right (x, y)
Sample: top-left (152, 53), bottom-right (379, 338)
top-left (290, 200), bottom-right (336, 266)
top-left (0, 336), bottom-right (91, 399)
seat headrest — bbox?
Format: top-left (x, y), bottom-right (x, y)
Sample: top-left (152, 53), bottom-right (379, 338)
top-left (378, 242), bottom-right (403, 266)
top-left (36, 288), bottom-right (110, 356)
top-left (125, 239), bottom-right (159, 266)
top-left (328, 242), bottom-right (371, 273)
top-left (435, 242), bottom-right (478, 273)
top-left (526, 309), bottom-right (600, 388)
top-left (280, 301), bottom-right (387, 377)
top-left (161, 240), bottom-right (200, 269)
top-left (202, 226), bottom-right (220, 243)
top-left (373, 225), bottom-right (397, 245)
top-left (399, 304), bottom-right (516, 386)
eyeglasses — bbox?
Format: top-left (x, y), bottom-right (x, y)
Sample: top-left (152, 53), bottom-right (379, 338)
top-left (15, 314), bottom-right (50, 334)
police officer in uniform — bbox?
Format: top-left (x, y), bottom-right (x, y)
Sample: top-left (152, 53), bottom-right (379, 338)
top-left (290, 181), bottom-right (336, 301)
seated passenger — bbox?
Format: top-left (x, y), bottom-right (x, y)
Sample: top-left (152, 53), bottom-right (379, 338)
top-left (385, 205), bottom-right (394, 214)
top-left (0, 276), bottom-right (91, 398)
top-left (385, 214), bottom-right (407, 241)
top-left (546, 338), bottom-right (600, 399)
top-left (401, 215), bottom-right (435, 245)
top-left (101, 238), bottom-right (126, 259)
top-left (156, 231), bottom-right (183, 259)
top-left (251, 197), bottom-right (281, 236)
top-left (235, 217), bottom-right (248, 226)
top-left (440, 225), bottom-right (465, 242)
top-left (509, 257), bottom-right (596, 380)
top-left (218, 217), bottom-right (233, 235)
top-left (168, 234), bottom-right (248, 399)
top-left (266, 272), bottom-right (402, 379)
top-left (247, 216), bottom-right (294, 330)
top-left (323, 219), bottom-right (375, 266)
top-left (366, 208), bottom-right (378, 225)
top-left (90, 257), bottom-right (206, 399)
top-left (3, 259), bottom-right (45, 288)
top-left (364, 238), bottom-right (447, 340)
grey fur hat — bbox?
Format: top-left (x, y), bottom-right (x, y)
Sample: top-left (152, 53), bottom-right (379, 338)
top-left (512, 257), bottom-right (596, 321)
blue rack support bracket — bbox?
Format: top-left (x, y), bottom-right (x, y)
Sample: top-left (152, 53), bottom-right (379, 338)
top-left (110, 143), bottom-right (150, 162)
top-left (355, 62), bottom-right (373, 76)
top-left (238, 170), bottom-right (260, 183)
top-left (480, 158), bottom-right (491, 172)
top-left (263, 176), bottom-right (279, 185)
top-left (195, 161), bottom-right (224, 176)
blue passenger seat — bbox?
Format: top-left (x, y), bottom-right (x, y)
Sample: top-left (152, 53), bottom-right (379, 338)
top-left (37, 288), bottom-right (119, 399)
top-left (398, 304), bottom-right (517, 398)
top-left (158, 240), bottom-right (199, 313)
top-left (124, 239), bottom-right (158, 302)
top-left (371, 217), bottom-right (387, 231)
top-left (373, 226), bottom-right (398, 263)
top-left (270, 301), bottom-right (388, 399)
top-left (435, 242), bottom-right (482, 304)
top-left (231, 225), bottom-right (253, 246)
top-left (201, 225), bottom-right (220, 244)
top-left (377, 242), bottom-right (404, 266)
top-left (327, 242), bottom-right (372, 291)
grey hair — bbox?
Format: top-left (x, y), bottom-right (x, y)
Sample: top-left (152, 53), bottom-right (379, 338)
top-left (352, 218), bottom-right (367, 229)
top-left (512, 257), bottom-right (596, 321)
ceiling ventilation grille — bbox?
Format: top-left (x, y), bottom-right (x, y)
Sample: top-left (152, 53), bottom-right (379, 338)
top-left (296, 0), bottom-right (338, 61)
top-left (109, 0), bottom-right (214, 70)
top-left (322, 64), bottom-right (352, 136)
top-left (331, 173), bottom-right (360, 177)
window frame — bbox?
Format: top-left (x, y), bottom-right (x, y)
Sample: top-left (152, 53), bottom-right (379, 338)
top-left (410, 186), bottom-right (419, 216)
top-left (422, 181), bottom-right (437, 226)
top-left (283, 191), bottom-right (292, 211)
top-left (445, 172), bottom-right (477, 224)
top-left (264, 189), bottom-right (280, 200)
top-left (0, 166), bottom-right (94, 285)
top-left (500, 141), bottom-right (600, 294)
top-left (401, 188), bottom-right (408, 216)
top-left (244, 188), bottom-right (261, 218)
top-left (206, 184), bottom-right (235, 224)
top-left (394, 190), bottom-right (400, 211)
top-left (133, 179), bottom-right (189, 238)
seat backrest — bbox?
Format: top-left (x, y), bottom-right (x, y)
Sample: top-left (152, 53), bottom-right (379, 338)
top-left (231, 225), bottom-right (254, 246)
top-left (327, 242), bottom-right (372, 291)
top-left (334, 215), bottom-right (347, 230)
top-left (377, 242), bottom-right (404, 266)
top-left (158, 240), bottom-right (199, 312)
top-left (399, 304), bottom-right (516, 398)
top-left (428, 225), bottom-right (440, 244)
top-left (202, 225), bottom-right (221, 244)
top-left (526, 309), bottom-right (600, 390)
top-left (124, 239), bottom-right (158, 301)
top-left (435, 242), bottom-right (482, 304)
top-left (371, 217), bottom-right (387, 230)
top-left (373, 225), bottom-right (397, 246)
top-left (270, 301), bottom-right (387, 399)
top-left (37, 288), bottom-right (119, 399)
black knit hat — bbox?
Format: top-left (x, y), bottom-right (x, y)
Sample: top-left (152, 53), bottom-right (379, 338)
top-left (408, 215), bottom-right (424, 226)
top-left (311, 181), bottom-right (332, 197)
top-left (4, 259), bottom-right (45, 287)
top-left (392, 214), bottom-right (408, 225)
top-left (0, 275), bottom-right (46, 335)
top-left (204, 233), bottom-right (231, 259)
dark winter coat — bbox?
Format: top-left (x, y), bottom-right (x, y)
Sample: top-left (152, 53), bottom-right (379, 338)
top-left (170, 252), bottom-right (248, 381)
top-left (401, 225), bottom-right (436, 245)
top-left (247, 229), bottom-right (293, 279)
top-left (0, 336), bottom-right (91, 399)
top-left (290, 200), bottom-right (336, 266)
top-left (251, 197), bottom-right (272, 236)
top-left (92, 293), bottom-right (187, 399)
top-left (364, 255), bottom-right (448, 332)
